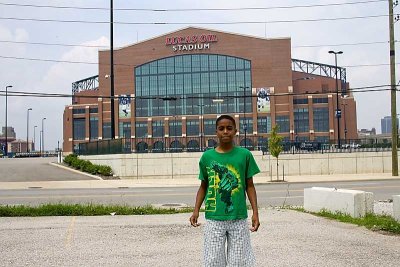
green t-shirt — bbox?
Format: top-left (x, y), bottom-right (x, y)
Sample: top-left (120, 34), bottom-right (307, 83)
top-left (199, 146), bottom-right (260, 221)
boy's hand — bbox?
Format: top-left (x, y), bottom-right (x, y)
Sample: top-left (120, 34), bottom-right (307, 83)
top-left (189, 212), bottom-right (201, 227)
top-left (250, 213), bottom-right (260, 232)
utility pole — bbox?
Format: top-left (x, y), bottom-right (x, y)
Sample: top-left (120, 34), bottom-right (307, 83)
top-left (110, 0), bottom-right (115, 139)
top-left (389, 0), bottom-right (398, 176)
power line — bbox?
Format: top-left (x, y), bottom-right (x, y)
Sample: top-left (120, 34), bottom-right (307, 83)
top-left (0, 14), bottom-right (388, 25)
top-left (0, 40), bottom-right (108, 48)
top-left (0, 0), bottom-right (386, 12)
top-left (1, 54), bottom-right (399, 69)
top-left (0, 85), bottom-right (396, 99)
top-left (0, 39), bottom-right (392, 49)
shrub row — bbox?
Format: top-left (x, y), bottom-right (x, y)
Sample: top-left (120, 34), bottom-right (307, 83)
top-left (63, 154), bottom-right (113, 176)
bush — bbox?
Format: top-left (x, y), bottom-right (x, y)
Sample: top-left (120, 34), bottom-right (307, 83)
top-left (63, 154), bottom-right (78, 165)
top-left (63, 154), bottom-right (113, 177)
top-left (97, 165), bottom-right (113, 176)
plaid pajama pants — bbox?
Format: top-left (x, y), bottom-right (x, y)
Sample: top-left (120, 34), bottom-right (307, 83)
top-left (203, 219), bottom-right (255, 267)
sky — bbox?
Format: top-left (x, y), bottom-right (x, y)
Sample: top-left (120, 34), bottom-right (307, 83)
top-left (0, 0), bottom-right (399, 150)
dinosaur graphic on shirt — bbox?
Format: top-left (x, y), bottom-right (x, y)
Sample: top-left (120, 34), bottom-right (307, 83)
top-left (210, 161), bottom-right (239, 213)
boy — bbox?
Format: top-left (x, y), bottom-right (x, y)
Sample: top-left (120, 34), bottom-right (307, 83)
top-left (190, 114), bottom-right (260, 267)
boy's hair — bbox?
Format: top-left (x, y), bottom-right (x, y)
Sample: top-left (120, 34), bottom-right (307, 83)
top-left (216, 115), bottom-right (236, 129)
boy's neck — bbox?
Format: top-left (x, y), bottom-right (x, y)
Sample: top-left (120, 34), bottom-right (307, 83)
top-left (216, 143), bottom-right (234, 153)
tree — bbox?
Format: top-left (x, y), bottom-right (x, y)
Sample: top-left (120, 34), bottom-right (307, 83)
top-left (268, 125), bottom-right (283, 181)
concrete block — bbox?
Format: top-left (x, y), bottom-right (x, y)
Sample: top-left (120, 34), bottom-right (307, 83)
top-left (394, 195), bottom-right (400, 222)
top-left (304, 187), bottom-right (374, 218)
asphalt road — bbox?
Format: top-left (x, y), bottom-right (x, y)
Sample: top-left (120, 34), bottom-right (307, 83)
top-left (1, 180), bottom-right (399, 207)
top-left (0, 157), bottom-right (95, 182)
top-left (1, 209), bottom-right (399, 267)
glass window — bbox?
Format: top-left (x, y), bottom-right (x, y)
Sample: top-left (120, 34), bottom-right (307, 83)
top-left (204, 119), bottom-right (216, 135)
top-left (152, 120), bottom-right (164, 137)
top-left (158, 58), bottom-right (167, 74)
top-left (218, 55), bottom-right (226, 70)
top-left (313, 107), bottom-right (329, 132)
top-left (294, 108), bottom-right (309, 133)
top-left (293, 98), bottom-right (308, 105)
top-left (73, 108), bottom-right (86, 114)
top-left (257, 116), bottom-right (271, 133)
top-left (89, 117), bottom-right (98, 140)
top-left (119, 122), bottom-right (131, 138)
top-left (201, 54), bottom-right (209, 71)
top-left (169, 119), bottom-right (182, 137)
top-left (192, 55), bottom-right (201, 72)
top-left (240, 118), bottom-right (253, 134)
top-left (89, 107), bottom-right (98, 114)
top-left (135, 55), bottom-right (251, 117)
top-left (135, 121), bottom-right (148, 138)
top-left (209, 55), bottom-right (218, 71)
top-left (276, 115), bottom-right (290, 133)
top-left (313, 97), bottom-right (328, 104)
top-left (186, 120), bottom-right (199, 136)
top-left (102, 122), bottom-right (111, 139)
top-left (73, 118), bottom-right (85, 140)
top-left (227, 57), bottom-right (236, 70)
top-left (174, 56), bottom-right (183, 73)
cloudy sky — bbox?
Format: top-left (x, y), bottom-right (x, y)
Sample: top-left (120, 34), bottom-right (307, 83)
top-left (0, 0), bottom-right (398, 150)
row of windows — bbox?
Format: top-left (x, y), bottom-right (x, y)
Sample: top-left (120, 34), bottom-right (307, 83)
top-left (135, 94), bottom-right (252, 117)
top-left (135, 54), bottom-right (251, 76)
top-left (136, 70), bottom-right (251, 96)
top-left (73, 107), bottom-right (330, 140)
top-left (293, 97), bottom-right (328, 105)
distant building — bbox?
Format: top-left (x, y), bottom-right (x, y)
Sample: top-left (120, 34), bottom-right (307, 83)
top-left (358, 128), bottom-right (376, 137)
top-left (9, 140), bottom-right (34, 153)
top-left (0, 126), bottom-right (17, 154)
top-left (381, 116), bottom-right (398, 134)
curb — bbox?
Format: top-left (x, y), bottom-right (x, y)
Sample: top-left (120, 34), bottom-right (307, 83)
top-left (49, 162), bottom-right (103, 180)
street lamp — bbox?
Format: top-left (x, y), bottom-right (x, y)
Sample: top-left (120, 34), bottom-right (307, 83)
top-left (239, 86), bottom-right (250, 148)
top-left (33, 125), bottom-right (37, 152)
top-left (110, 0), bottom-right (115, 139)
top-left (26, 108), bottom-right (32, 153)
top-left (197, 104), bottom-right (205, 151)
top-left (328, 50), bottom-right (343, 148)
top-left (4, 85), bottom-right (12, 157)
top-left (41, 117), bottom-right (46, 156)
top-left (341, 103), bottom-right (348, 143)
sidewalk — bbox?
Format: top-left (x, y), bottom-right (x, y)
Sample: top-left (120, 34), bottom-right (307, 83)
top-left (0, 172), bottom-right (399, 190)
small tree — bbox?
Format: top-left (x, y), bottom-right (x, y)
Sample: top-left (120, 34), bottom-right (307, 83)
top-left (268, 125), bottom-right (283, 181)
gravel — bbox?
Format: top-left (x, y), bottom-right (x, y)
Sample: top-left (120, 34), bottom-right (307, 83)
top-left (0, 209), bottom-right (399, 267)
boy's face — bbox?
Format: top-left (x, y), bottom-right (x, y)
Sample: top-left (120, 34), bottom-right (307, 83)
top-left (216, 118), bottom-right (237, 144)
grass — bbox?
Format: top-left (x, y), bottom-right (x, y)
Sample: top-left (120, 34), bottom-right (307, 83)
top-left (285, 206), bottom-right (400, 235)
top-left (0, 203), bottom-right (194, 217)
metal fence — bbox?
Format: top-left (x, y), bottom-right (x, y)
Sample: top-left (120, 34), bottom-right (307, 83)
top-left (75, 137), bottom-right (397, 156)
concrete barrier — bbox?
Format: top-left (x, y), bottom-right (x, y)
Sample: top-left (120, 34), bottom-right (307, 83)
top-left (394, 195), bottom-right (400, 222)
top-left (304, 187), bottom-right (374, 218)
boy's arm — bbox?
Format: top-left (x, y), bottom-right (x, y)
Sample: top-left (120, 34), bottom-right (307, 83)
top-left (189, 180), bottom-right (208, 227)
top-left (246, 178), bottom-right (260, 232)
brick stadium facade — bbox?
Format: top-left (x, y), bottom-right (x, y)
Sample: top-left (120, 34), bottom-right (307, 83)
top-left (63, 27), bottom-right (357, 153)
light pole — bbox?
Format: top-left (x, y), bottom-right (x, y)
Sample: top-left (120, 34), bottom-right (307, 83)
top-left (4, 85), bottom-right (12, 156)
top-left (26, 108), bottom-right (32, 153)
top-left (41, 117), bottom-right (46, 155)
top-left (197, 104), bottom-right (205, 151)
top-left (328, 50), bottom-right (343, 148)
top-left (110, 0), bottom-right (116, 139)
top-left (239, 86), bottom-right (249, 148)
top-left (33, 125), bottom-right (37, 152)
top-left (341, 103), bottom-right (348, 143)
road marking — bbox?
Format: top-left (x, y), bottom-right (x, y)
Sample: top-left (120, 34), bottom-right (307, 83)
top-left (65, 216), bottom-right (76, 248)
